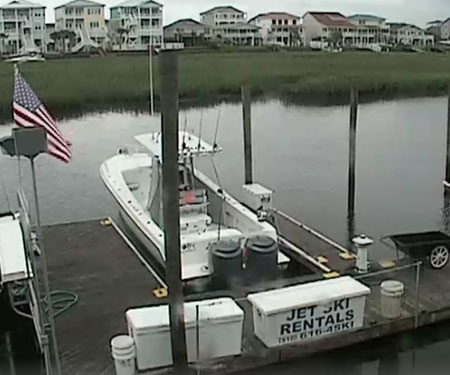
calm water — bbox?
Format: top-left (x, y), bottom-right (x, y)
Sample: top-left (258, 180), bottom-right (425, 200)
top-left (1, 96), bottom-right (450, 373)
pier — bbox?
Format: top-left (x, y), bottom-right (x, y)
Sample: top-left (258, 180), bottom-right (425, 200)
top-left (41, 214), bottom-right (450, 375)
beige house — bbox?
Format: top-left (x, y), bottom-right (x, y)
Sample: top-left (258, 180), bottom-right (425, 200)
top-left (248, 12), bottom-right (302, 47)
top-left (0, 0), bottom-right (46, 55)
top-left (302, 11), bottom-right (356, 47)
top-left (200, 5), bottom-right (246, 26)
top-left (55, 0), bottom-right (107, 49)
top-left (109, 0), bottom-right (163, 50)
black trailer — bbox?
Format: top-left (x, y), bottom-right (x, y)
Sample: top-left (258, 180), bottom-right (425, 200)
top-left (388, 231), bottom-right (450, 269)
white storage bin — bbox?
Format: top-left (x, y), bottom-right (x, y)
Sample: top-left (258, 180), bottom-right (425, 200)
top-left (126, 297), bottom-right (244, 370)
top-left (248, 276), bottom-right (371, 348)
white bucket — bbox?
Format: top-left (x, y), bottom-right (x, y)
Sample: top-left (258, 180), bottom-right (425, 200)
top-left (111, 335), bottom-right (136, 375)
top-left (381, 280), bottom-right (404, 319)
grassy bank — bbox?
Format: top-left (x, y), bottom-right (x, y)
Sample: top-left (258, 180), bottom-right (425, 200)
top-left (1, 51), bottom-right (450, 121)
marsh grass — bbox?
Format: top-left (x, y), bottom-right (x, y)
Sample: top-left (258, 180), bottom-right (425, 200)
top-left (1, 51), bottom-right (450, 121)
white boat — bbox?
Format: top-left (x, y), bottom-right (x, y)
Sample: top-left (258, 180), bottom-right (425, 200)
top-left (100, 131), bottom-right (288, 280)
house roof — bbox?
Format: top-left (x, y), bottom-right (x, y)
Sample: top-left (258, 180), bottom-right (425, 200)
top-left (164, 18), bottom-right (205, 29)
top-left (306, 12), bottom-right (355, 28)
top-left (200, 6), bottom-right (244, 16)
top-left (348, 14), bottom-right (386, 21)
top-left (1, 0), bottom-right (44, 9)
top-left (427, 20), bottom-right (443, 25)
top-left (387, 22), bottom-right (424, 32)
top-left (248, 12), bottom-right (300, 23)
top-left (55, 0), bottom-right (104, 9)
top-left (111, 0), bottom-right (162, 8)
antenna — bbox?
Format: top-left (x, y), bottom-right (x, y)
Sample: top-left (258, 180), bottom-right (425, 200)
top-left (197, 110), bottom-right (203, 151)
top-left (213, 107), bottom-right (221, 151)
top-left (211, 157), bottom-right (224, 241)
top-left (182, 114), bottom-right (188, 152)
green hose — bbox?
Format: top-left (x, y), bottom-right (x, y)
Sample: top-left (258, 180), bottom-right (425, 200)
top-left (42, 290), bottom-right (79, 318)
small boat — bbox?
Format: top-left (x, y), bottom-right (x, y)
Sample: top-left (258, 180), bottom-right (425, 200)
top-left (100, 132), bottom-right (287, 280)
top-left (4, 52), bottom-right (45, 64)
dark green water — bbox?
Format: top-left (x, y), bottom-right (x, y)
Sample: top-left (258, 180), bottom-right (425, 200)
top-left (1, 96), bottom-right (450, 374)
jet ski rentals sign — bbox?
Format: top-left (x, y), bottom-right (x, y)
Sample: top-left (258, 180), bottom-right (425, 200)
top-left (248, 277), bottom-right (371, 348)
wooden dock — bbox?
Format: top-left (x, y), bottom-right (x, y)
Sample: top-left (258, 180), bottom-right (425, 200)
top-left (41, 217), bottom-right (450, 375)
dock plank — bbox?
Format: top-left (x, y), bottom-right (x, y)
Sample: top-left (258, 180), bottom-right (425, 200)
top-left (43, 220), bottom-right (161, 375)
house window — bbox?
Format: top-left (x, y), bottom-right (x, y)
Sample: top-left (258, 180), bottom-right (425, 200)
top-left (65, 7), bottom-right (73, 15)
top-left (278, 20), bottom-right (282, 25)
top-left (284, 20), bottom-right (288, 25)
top-left (323, 28), bottom-right (328, 32)
top-left (272, 19), bottom-right (276, 25)
top-left (90, 21), bottom-right (99, 28)
top-left (35, 24), bottom-right (41, 30)
top-left (293, 20), bottom-right (297, 25)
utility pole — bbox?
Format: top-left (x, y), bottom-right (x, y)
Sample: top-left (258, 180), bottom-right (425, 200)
top-left (148, 43), bottom-right (155, 116)
top-left (348, 88), bottom-right (358, 245)
top-left (242, 86), bottom-right (253, 185)
top-left (445, 86), bottom-right (450, 184)
top-left (159, 50), bottom-right (188, 372)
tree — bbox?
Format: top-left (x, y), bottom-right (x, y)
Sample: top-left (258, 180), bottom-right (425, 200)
top-left (328, 30), bottom-right (343, 48)
top-left (116, 27), bottom-right (128, 50)
top-left (50, 30), bottom-right (63, 53)
top-left (0, 32), bottom-right (8, 56)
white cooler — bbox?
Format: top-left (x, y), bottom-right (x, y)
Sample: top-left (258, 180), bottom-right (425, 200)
top-left (126, 297), bottom-right (244, 370)
top-left (248, 276), bottom-right (371, 348)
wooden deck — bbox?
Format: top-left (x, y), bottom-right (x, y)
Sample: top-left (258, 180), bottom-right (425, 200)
top-left (41, 218), bottom-right (450, 375)
top-left (44, 220), bottom-right (161, 375)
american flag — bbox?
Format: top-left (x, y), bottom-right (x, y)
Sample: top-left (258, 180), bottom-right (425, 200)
top-left (13, 69), bottom-right (72, 163)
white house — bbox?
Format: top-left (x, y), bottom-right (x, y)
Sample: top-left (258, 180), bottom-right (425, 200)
top-left (441, 18), bottom-right (450, 40)
top-left (387, 23), bottom-right (434, 46)
top-left (248, 12), bottom-right (302, 47)
top-left (109, 0), bottom-right (163, 50)
top-left (302, 11), bottom-right (356, 47)
top-left (210, 22), bottom-right (261, 46)
top-left (55, 0), bottom-right (107, 51)
top-left (0, 0), bottom-right (46, 55)
top-left (200, 5), bottom-right (246, 26)
top-left (348, 14), bottom-right (390, 46)
top-left (200, 6), bottom-right (261, 46)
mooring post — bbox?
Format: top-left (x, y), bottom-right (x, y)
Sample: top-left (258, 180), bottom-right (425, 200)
top-left (348, 88), bottom-right (358, 244)
top-left (242, 86), bottom-right (253, 185)
top-left (159, 50), bottom-right (188, 372)
top-left (445, 86), bottom-right (450, 184)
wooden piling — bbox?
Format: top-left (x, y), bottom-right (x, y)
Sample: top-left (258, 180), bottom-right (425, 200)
top-left (159, 50), bottom-right (188, 371)
top-left (242, 86), bottom-right (253, 185)
top-left (348, 88), bottom-right (358, 243)
top-left (445, 86), bottom-right (450, 184)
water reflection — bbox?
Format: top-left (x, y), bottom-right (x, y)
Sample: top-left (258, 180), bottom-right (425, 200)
top-left (0, 96), bottom-right (450, 374)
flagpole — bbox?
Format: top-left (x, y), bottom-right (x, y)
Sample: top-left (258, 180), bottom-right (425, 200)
top-left (30, 157), bottom-right (62, 375)
top-left (149, 42), bottom-right (154, 116)
top-left (13, 64), bottom-right (22, 188)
